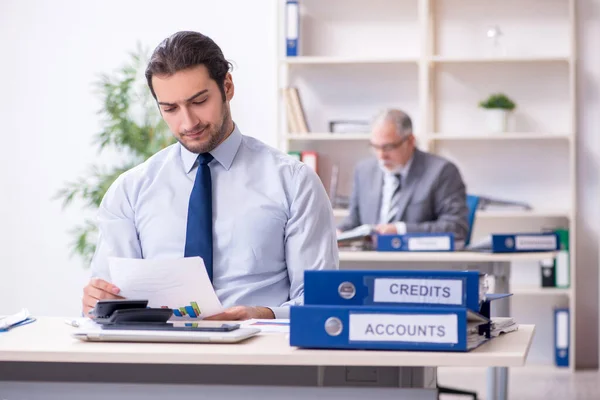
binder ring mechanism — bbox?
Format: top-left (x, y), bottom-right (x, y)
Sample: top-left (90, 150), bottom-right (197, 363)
top-left (338, 282), bottom-right (356, 300)
top-left (325, 317), bottom-right (343, 336)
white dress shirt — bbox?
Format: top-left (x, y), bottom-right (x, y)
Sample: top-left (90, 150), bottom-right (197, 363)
top-left (378, 156), bottom-right (414, 234)
top-left (90, 124), bottom-right (339, 318)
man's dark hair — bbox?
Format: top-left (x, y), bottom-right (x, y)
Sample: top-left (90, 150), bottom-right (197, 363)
top-left (145, 31), bottom-right (232, 101)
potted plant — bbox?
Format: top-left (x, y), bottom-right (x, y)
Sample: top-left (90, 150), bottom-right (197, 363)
top-left (478, 93), bottom-right (516, 133)
top-left (55, 44), bottom-right (175, 266)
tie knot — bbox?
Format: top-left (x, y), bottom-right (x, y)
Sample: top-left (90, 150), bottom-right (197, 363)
top-left (197, 153), bottom-right (213, 166)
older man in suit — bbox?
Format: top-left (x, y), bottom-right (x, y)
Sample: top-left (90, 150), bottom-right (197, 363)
top-left (338, 109), bottom-right (469, 242)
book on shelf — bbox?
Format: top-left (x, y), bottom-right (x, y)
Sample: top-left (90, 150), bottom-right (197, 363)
top-left (476, 195), bottom-right (532, 211)
top-left (283, 87), bottom-right (309, 133)
top-left (329, 120), bottom-right (370, 134)
top-left (329, 164), bottom-right (349, 209)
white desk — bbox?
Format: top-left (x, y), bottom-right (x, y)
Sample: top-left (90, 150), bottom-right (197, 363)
top-left (338, 250), bottom-right (555, 400)
top-left (0, 318), bottom-right (535, 400)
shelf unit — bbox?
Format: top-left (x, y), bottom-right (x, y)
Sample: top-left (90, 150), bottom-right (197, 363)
top-left (276, 0), bottom-right (576, 370)
top-left (333, 208), bottom-right (571, 220)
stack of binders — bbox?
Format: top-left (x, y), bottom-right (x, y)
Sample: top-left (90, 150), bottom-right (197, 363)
top-left (290, 270), bottom-right (514, 352)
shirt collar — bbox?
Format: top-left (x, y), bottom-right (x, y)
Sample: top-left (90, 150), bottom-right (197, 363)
top-left (180, 124), bottom-right (243, 173)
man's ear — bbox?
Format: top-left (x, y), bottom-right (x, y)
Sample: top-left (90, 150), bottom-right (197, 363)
top-left (224, 73), bottom-right (234, 101)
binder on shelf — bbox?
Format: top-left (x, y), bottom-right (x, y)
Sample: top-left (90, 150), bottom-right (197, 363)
top-left (376, 232), bottom-right (455, 252)
top-left (555, 251), bottom-right (570, 288)
top-left (337, 226), bottom-right (454, 252)
top-left (289, 304), bottom-right (490, 352)
top-left (304, 270), bottom-right (487, 313)
top-left (467, 232), bottom-right (559, 253)
top-left (555, 229), bottom-right (570, 288)
top-left (540, 258), bottom-right (556, 287)
top-left (285, 1), bottom-right (299, 57)
top-left (301, 151), bottom-right (317, 172)
top-left (554, 307), bottom-right (570, 367)
top-left (287, 151), bottom-right (301, 161)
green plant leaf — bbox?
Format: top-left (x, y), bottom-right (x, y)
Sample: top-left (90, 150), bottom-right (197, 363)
top-left (478, 93), bottom-right (516, 111)
top-left (55, 44), bottom-right (176, 267)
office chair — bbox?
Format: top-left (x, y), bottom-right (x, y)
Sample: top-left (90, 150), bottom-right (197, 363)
top-left (436, 194), bottom-right (480, 400)
top-left (464, 194), bottom-right (480, 247)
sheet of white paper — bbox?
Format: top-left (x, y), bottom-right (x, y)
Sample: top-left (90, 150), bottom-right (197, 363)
top-left (108, 256), bottom-right (224, 320)
top-left (241, 319), bottom-right (290, 333)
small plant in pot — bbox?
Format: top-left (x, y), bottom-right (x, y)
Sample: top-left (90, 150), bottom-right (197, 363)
top-left (478, 93), bottom-right (516, 134)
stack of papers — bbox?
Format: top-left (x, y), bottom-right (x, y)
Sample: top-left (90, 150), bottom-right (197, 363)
top-left (108, 257), bottom-right (224, 320)
top-left (490, 317), bottom-right (519, 337)
top-left (0, 309), bottom-right (36, 332)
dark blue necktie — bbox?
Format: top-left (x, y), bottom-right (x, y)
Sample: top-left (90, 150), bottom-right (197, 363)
top-left (184, 153), bottom-right (214, 281)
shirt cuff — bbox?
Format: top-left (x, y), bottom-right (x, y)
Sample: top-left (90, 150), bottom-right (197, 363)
top-left (394, 222), bottom-right (407, 235)
top-left (267, 306), bottom-right (290, 319)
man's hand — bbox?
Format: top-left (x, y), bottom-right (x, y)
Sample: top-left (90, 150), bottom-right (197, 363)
top-left (82, 278), bottom-right (124, 316)
top-left (375, 224), bottom-right (398, 235)
top-left (204, 306), bottom-right (275, 321)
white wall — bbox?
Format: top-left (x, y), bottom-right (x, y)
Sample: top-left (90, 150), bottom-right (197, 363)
top-left (0, 0), bottom-right (277, 317)
top-left (0, 0), bottom-right (598, 369)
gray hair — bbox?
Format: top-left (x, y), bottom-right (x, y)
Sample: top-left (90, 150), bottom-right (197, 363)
top-left (372, 109), bottom-right (413, 138)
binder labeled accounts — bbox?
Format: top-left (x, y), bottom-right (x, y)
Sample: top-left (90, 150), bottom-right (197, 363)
top-left (304, 270), bottom-right (487, 313)
top-left (289, 305), bottom-right (490, 352)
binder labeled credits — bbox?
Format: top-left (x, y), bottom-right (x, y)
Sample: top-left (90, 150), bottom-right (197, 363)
top-left (304, 270), bottom-right (485, 313)
top-left (289, 305), bottom-right (489, 351)
top-left (376, 232), bottom-right (455, 252)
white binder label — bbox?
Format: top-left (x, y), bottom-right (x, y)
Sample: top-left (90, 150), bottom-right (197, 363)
top-left (408, 236), bottom-right (451, 251)
top-left (556, 311), bottom-right (569, 349)
top-left (373, 278), bottom-right (463, 305)
top-left (349, 313), bottom-right (458, 343)
top-left (555, 251), bottom-right (570, 287)
top-left (286, 2), bottom-right (299, 39)
top-left (515, 235), bottom-right (557, 250)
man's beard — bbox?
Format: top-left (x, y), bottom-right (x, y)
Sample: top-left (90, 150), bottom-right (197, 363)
top-left (178, 105), bottom-right (230, 154)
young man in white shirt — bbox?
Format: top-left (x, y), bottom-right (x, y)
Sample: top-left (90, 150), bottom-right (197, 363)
top-left (82, 31), bottom-right (338, 320)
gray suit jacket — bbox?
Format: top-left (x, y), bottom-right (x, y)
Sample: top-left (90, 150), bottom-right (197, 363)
top-left (338, 149), bottom-right (469, 242)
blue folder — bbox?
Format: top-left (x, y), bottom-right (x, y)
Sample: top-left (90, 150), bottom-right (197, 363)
top-left (375, 232), bottom-right (455, 252)
top-left (285, 1), bottom-right (299, 56)
top-left (289, 305), bottom-right (490, 352)
top-left (304, 270), bottom-right (483, 313)
top-left (554, 308), bottom-right (570, 367)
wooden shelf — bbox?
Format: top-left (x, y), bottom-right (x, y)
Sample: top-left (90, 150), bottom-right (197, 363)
top-left (427, 133), bottom-right (572, 141)
top-left (282, 56), bottom-right (418, 65)
top-left (430, 55), bottom-right (570, 64)
top-left (286, 133), bottom-right (371, 141)
top-left (333, 208), bottom-right (570, 219)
